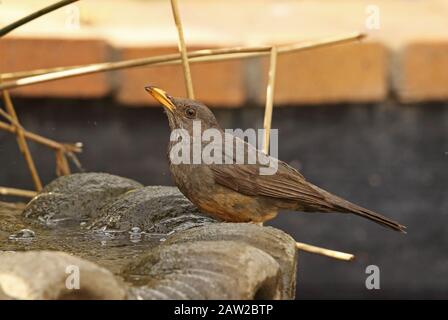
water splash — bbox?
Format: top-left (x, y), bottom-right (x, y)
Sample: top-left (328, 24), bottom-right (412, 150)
top-left (9, 229), bottom-right (36, 241)
top-left (129, 227), bottom-right (143, 243)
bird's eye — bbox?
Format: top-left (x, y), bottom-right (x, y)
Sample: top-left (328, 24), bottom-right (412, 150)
top-left (185, 108), bottom-right (196, 119)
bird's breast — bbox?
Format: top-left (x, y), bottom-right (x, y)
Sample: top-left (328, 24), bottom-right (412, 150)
top-left (169, 162), bottom-right (278, 223)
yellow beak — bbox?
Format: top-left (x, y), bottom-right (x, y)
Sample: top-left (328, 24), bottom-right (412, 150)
top-left (145, 86), bottom-right (176, 112)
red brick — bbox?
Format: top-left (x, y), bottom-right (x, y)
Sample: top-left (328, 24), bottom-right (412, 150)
top-left (0, 37), bottom-right (113, 98)
top-left (116, 46), bottom-right (245, 107)
top-left (259, 42), bottom-right (387, 105)
top-left (398, 42), bottom-right (448, 103)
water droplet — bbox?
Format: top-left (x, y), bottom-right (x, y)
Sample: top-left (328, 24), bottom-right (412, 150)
top-left (130, 227), bottom-right (141, 234)
top-left (129, 226), bottom-right (143, 243)
top-left (130, 237), bottom-right (141, 243)
top-left (9, 229), bottom-right (35, 241)
top-left (37, 214), bottom-right (58, 226)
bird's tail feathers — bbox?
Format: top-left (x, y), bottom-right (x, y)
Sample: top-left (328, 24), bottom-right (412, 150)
top-left (310, 185), bottom-right (406, 233)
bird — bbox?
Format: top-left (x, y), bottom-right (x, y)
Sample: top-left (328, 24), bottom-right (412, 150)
top-left (145, 86), bottom-right (406, 233)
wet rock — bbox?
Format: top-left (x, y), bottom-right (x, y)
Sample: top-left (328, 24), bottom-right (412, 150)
top-left (23, 173), bottom-right (142, 221)
top-left (1, 174), bottom-right (299, 300)
top-left (0, 251), bottom-right (126, 300)
top-left (9, 228), bottom-right (35, 241)
top-left (88, 186), bottom-right (217, 233)
top-left (165, 223), bottom-right (297, 299)
top-left (124, 241), bottom-right (281, 300)
top-left (0, 202), bottom-right (27, 234)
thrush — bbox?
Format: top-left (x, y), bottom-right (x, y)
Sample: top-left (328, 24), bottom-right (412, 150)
top-left (145, 86), bottom-right (406, 233)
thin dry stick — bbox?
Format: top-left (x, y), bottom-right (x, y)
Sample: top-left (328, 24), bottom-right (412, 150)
top-left (66, 151), bottom-right (84, 172)
top-left (259, 48), bottom-right (354, 262)
top-left (0, 108), bottom-right (81, 153)
top-left (55, 149), bottom-right (71, 176)
top-left (0, 107), bottom-right (20, 128)
top-left (296, 242), bottom-right (354, 261)
top-left (0, 120), bottom-right (81, 152)
top-left (0, 0), bottom-right (79, 38)
top-left (0, 186), bottom-right (37, 198)
top-left (0, 46), bottom-right (271, 81)
top-left (170, 0), bottom-right (195, 99)
top-left (0, 33), bottom-right (365, 91)
top-left (262, 46), bottom-right (278, 155)
top-left (0, 109), bottom-right (79, 175)
top-left (2, 65), bottom-right (88, 81)
top-left (2, 32), bottom-right (366, 82)
top-left (0, 47), bottom-right (269, 90)
top-left (2, 90), bottom-right (42, 191)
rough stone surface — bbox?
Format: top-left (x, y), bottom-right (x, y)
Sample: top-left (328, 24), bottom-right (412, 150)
top-left (125, 241), bottom-right (281, 300)
top-left (23, 173), bottom-right (143, 221)
top-left (0, 202), bottom-right (27, 234)
top-left (88, 186), bottom-right (217, 232)
top-left (0, 251), bottom-right (126, 300)
top-left (165, 223), bottom-right (297, 299)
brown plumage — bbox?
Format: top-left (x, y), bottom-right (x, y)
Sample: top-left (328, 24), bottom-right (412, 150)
top-left (145, 86), bottom-right (406, 233)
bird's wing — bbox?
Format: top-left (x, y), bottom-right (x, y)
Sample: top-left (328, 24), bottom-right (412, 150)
top-left (209, 135), bottom-right (326, 206)
top-left (209, 135), bottom-right (407, 232)
top-left (211, 161), bottom-right (325, 204)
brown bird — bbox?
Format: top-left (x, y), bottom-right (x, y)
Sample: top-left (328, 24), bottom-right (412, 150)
top-left (145, 86), bottom-right (406, 233)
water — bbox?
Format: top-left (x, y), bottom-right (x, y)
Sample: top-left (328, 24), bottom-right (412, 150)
top-left (0, 201), bottom-right (162, 276)
top-left (8, 228), bottom-right (35, 241)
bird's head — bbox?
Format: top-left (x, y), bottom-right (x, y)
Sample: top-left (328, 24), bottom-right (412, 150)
top-left (145, 86), bottom-right (220, 134)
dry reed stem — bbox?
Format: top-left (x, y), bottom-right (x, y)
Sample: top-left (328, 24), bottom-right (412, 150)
top-left (296, 242), bottom-right (355, 261)
top-left (0, 120), bottom-right (81, 153)
top-left (0, 108), bottom-right (81, 153)
top-left (66, 151), bottom-right (84, 172)
top-left (0, 111), bottom-right (80, 175)
top-left (0, 107), bottom-right (20, 128)
top-left (2, 90), bottom-right (42, 191)
top-left (0, 186), bottom-right (37, 198)
top-left (0, 46), bottom-right (271, 81)
top-left (170, 0), bottom-right (195, 99)
top-left (0, 0), bottom-right (79, 38)
top-left (55, 149), bottom-right (71, 176)
top-left (262, 47), bottom-right (278, 155)
top-left (2, 65), bottom-right (89, 81)
top-left (0, 33), bottom-right (365, 91)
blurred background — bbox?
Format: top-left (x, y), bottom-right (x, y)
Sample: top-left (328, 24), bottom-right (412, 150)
top-left (0, 0), bottom-right (447, 299)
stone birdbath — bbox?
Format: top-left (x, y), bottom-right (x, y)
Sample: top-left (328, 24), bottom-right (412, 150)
top-left (0, 173), bottom-right (297, 300)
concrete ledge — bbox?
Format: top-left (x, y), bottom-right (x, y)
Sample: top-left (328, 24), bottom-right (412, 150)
top-left (116, 46), bottom-right (245, 107)
top-left (0, 38), bottom-right (114, 98)
top-left (398, 41), bottom-right (448, 103)
top-left (1, 37), bottom-right (448, 106)
top-left (259, 42), bottom-right (387, 105)
top-left (1, 0), bottom-right (447, 106)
